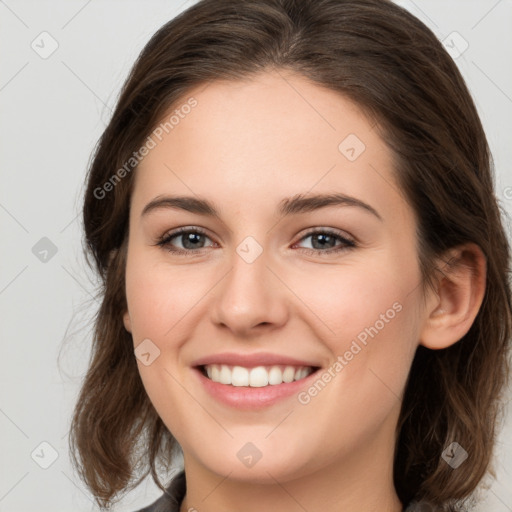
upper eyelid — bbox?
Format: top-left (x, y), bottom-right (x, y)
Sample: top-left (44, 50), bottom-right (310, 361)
top-left (160, 226), bottom-right (212, 242)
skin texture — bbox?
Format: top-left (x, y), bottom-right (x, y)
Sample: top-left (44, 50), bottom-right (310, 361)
top-left (122, 70), bottom-right (486, 512)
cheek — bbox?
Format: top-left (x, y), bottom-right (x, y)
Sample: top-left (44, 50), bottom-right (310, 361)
top-left (287, 253), bottom-right (416, 345)
top-left (124, 255), bottom-right (205, 341)
top-left (287, 253), bottom-right (420, 411)
top-left (124, 253), bottom-right (196, 435)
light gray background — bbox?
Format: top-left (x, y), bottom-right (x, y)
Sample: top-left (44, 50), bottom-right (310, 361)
top-left (1, 0), bottom-right (511, 510)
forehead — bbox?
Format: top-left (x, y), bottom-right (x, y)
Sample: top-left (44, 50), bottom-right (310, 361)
top-left (132, 70), bottom-right (407, 220)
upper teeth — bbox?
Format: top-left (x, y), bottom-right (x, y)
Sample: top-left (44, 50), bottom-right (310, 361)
top-left (204, 364), bottom-right (313, 387)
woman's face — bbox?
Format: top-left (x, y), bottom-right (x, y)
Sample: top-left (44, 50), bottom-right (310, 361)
top-left (123, 70), bottom-right (426, 483)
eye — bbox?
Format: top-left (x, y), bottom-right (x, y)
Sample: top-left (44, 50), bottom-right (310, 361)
top-left (156, 226), bottom-right (215, 255)
top-left (293, 228), bottom-right (356, 256)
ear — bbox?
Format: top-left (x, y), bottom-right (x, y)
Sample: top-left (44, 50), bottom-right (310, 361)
top-left (107, 247), bottom-right (132, 333)
top-left (123, 310), bottom-right (132, 333)
top-left (420, 243), bottom-right (486, 350)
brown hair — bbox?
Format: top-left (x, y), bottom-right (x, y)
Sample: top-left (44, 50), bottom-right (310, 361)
top-left (69, 0), bottom-right (512, 510)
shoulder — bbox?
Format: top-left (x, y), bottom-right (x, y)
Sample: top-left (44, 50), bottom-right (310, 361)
top-left (133, 470), bottom-right (186, 512)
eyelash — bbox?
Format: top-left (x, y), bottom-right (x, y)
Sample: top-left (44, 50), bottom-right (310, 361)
top-left (155, 226), bottom-right (357, 257)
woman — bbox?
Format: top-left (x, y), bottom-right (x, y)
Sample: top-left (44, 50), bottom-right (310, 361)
top-left (69, 0), bottom-right (512, 511)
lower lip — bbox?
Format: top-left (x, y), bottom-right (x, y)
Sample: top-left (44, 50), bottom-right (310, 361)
top-left (193, 367), bottom-right (320, 409)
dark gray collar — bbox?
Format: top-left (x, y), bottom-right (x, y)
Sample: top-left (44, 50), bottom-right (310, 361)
top-left (135, 470), bottom-right (186, 512)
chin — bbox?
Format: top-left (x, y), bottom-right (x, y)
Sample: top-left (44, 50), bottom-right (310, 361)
top-left (184, 438), bottom-right (323, 485)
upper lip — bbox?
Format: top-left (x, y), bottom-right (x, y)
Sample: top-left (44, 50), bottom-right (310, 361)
top-left (191, 352), bottom-right (321, 368)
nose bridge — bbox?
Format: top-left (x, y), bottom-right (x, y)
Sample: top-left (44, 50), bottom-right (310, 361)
top-left (211, 234), bottom-right (288, 334)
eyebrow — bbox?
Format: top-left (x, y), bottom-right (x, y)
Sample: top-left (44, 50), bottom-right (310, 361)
top-left (141, 192), bottom-right (382, 221)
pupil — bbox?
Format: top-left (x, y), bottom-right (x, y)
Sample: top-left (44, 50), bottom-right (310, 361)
top-left (313, 233), bottom-right (334, 249)
top-left (184, 233), bottom-right (203, 249)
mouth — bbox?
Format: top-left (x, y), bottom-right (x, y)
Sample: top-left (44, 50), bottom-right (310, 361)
top-left (191, 352), bottom-right (323, 409)
top-left (198, 364), bottom-right (319, 387)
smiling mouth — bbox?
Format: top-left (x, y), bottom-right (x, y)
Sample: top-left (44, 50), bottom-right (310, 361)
top-left (198, 364), bottom-right (319, 387)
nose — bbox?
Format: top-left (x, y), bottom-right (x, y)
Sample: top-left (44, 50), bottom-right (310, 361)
top-left (210, 243), bottom-right (289, 337)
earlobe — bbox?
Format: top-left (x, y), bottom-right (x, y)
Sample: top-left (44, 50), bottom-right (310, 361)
top-left (419, 243), bottom-right (486, 350)
top-left (123, 310), bottom-right (132, 333)
top-left (108, 248), bottom-right (132, 332)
